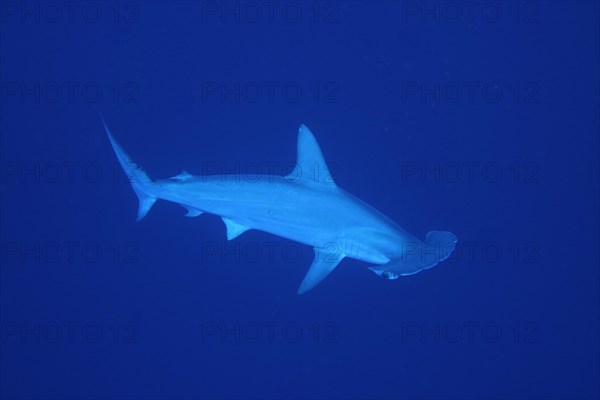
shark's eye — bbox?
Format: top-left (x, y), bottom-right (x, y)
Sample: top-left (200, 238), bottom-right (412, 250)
top-left (382, 271), bottom-right (399, 280)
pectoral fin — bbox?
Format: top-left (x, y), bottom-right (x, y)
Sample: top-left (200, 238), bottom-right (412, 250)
top-left (297, 246), bottom-right (345, 294)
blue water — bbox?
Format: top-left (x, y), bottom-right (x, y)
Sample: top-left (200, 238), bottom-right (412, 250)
top-left (1, 1), bottom-right (598, 399)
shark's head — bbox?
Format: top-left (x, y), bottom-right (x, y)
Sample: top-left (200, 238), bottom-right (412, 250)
top-left (369, 231), bottom-right (458, 279)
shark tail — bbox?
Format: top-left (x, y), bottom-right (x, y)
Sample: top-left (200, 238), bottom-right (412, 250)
top-left (102, 116), bottom-right (157, 221)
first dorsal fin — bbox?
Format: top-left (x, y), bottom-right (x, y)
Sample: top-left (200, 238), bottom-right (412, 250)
top-left (285, 124), bottom-right (336, 187)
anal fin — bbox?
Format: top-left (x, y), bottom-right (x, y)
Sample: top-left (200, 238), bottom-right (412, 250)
top-left (222, 217), bottom-right (251, 240)
top-left (184, 207), bottom-right (203, 217)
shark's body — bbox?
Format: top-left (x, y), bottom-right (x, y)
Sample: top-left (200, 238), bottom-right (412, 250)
top-left (104, 120), bottom-right (457, 293)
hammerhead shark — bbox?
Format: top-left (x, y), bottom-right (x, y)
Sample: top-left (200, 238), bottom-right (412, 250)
top-left (104, 119), bottom-right (457, 294)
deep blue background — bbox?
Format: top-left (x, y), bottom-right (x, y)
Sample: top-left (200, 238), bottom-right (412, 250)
top-left (1, 1), bottom-right (599, 399)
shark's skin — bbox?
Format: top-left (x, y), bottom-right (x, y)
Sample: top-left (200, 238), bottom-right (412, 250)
top-left (104, 119), bottom-right (457, 293)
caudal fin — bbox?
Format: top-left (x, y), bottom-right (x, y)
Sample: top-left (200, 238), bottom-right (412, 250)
top-left (101, 115), bottom-right (156, 221)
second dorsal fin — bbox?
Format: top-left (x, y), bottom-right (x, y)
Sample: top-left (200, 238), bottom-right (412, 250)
top-left (170, 170), bottom-right (193, 181)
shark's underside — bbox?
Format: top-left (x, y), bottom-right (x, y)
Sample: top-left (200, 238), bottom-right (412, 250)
top-left (104, 119), bottom-right (457, 293)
